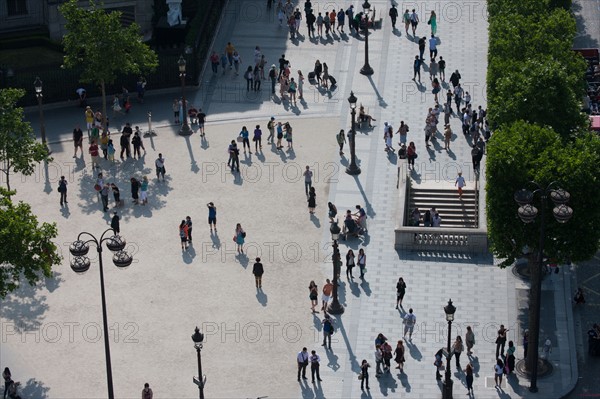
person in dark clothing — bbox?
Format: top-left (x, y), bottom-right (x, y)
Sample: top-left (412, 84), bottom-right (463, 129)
top-left (186, 216), bottom-right (193, 243)
top-left (389, 5), bottom-right (398, 29)
top-left (418, 36), bottom-right (426, 60)
top-left (450, 70), bottom-right (461, 88)
top-left (228, 140), bottom-right (240, 172)
top-left (278, 54), bottom-right (287, 79)
top-left (58, 176), bottom-right (68, 206)
top-left (111, 212), bottom-right (120, 234)
top-left (111, 183), bottom-right (121, 207)
top-left (120, 123), bottom-right (133, 159)
top-left (310, 350), bottom-right (322, 382)
top-left (434, 348), bottom-right (444, 380)
top-left (131, 129), bottom-right (145, 159)
top-left (252, 257), bottom-right (264, 288)
top-left (130, 177), bottom-right (140, 204)
top-left (306, 11), bottom-right (316, 37)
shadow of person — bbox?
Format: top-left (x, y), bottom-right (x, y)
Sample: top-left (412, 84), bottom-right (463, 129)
top-left (237, 252), bottom-right (249, 269)
top-left (256, 288), bottom-right (268, 306)
top-left (210, 231), bottom-right (221, 249)
top-left (324, 348), bottom-right (340, 371)
top-left (398, 371), bottom-right (411, 392)
top-left (310, 213), bottom-right (321, 227)
top-left (182, 245), bottom-right (196, 264)
top-left (406, 341), bottom-right (423, 361)
top-left (60, 204), bottom-right (71, 218)
top-left (359, 279), bottom-right (372, 296)
top-left (349, 278), bottom-right (362, 297)
top-left (19, 378), bottom-right (50, 399)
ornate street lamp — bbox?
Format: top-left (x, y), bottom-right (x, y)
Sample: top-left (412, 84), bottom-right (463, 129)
top-left (69, 229), bottom-right (133, 399)
top-left (328, 221), bottom-right (344, 314)
top-left (442, 299), bottom-right (456, 399)
top-left (360, 1), bottom-right (374, 76)
top-left (178, 55), bottom-right (192, 136)
top-left (33, 77), bottom-right (50, 153)
top-left (191, 326), bottom-right (206, 399)
top-left (346, 91), bottom-right (361, 175)
top-left (514, 182), bottom-right (573, 392)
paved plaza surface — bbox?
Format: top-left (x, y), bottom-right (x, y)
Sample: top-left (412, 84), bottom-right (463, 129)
top-left (0, 0), bottom-right (585, 398)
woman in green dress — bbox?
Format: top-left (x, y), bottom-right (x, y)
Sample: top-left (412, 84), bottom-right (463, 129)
top-left (428, 11), bottom-right (437, 36)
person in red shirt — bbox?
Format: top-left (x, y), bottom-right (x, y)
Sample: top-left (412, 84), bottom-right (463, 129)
top-left (89, 140), bottom-right (99, 169)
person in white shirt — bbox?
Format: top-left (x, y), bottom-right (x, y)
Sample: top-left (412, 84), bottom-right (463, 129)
top-left (454, 84), bottom-right (464, 114)
top-left (410, 9), bottom-right (419, 35)
top-left (403, 308), bottom-right (417, 340)
top-left (432, 213), bottom-right (442, 227)
top-left (309, 350), bottom-right (322, 382)
top-left (297, 347), bottom-right (309, 381)
top-left (429, 35), bottom-right (438, 59)
top-left (455, 172), bottom-right (466, 199)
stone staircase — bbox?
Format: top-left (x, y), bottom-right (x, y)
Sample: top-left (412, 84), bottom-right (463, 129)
top-left (408, 187), bottom-right (479, 228)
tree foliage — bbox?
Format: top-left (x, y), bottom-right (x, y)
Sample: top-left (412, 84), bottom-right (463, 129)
top-left (486, 121), bottom-right (600, 266)
top-left (60, 0), bottom-right (158, 130)
top-left (0, 88), bottom-right (50, 194)
top-left (0, 187), bottom-right (61, 298)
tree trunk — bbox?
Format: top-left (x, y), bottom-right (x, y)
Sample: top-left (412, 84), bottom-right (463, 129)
top-left (101, 80), bottom-right (107, 133)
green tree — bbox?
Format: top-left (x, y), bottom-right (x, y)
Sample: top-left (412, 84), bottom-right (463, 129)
top-left (0, 187), bottom-right (61, 298)
top-left (60, 0), bottom-right (158, 131)
top-left (486, 121), bottom-right (600, 266)
top-left (0, 88), bottom-right (50, 195)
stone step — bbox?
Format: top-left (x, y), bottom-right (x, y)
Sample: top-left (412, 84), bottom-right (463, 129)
top-left (410, 199), bottom-right (477, 207)
top-left (411, 191), bottom-right (477, 199)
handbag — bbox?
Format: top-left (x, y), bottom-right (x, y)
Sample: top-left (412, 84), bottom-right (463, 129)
top-left (358, 374), bottom-right (363, 380)
top-left (94, 184), bottom-right (101, 191)
top-left (236, 137), bottom-right (244, 142)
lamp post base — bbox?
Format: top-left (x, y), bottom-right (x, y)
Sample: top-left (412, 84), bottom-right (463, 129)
top-left (179, 123), bottom-right (193, 136)
top-left (360, 64), bottom-right (374, 76)
top-left (327, 300), bottom-right (345, 315)
top-left (442, 378), bottom-right (453, 399)
top-left (346, 164), bottom-right (361, 175)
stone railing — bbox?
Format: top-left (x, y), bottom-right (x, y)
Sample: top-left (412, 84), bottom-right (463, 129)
top-left (394, 227), bottom-right (489, 253)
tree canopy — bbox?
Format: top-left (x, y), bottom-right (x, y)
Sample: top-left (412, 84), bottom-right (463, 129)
top-left (60, 0), bottom-right (158, 130)
top-left (0, 88), bottom-right (50, 194)
top-left (486, 121), bottom-right (600, 266)
top-left (0, 187), bottom-right (61, 298)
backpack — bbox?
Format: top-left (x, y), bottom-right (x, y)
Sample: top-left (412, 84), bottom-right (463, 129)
top-left (269, 68), bottom-right (276, 79)
top-left (245, 70), bottom-right (252, 80)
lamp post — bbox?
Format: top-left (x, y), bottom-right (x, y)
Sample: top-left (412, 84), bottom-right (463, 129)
top-left (442, 299), bottom-right (456, 399)
top-left (191, 326), bottom-right (205, 399)
top-left (360, 1), bottom-right (374, 76)
top-left (328, 220), bottom-right (344, 314)
top-left (33, 76), bottom-right (50, 153)
top-left (69, 229), bottom-right (133, 399)
top-left (178, 55), bottom-right (192, 136)
top-left (514, 182), bottom-right (573, 392)
top-left (346, 91), bottom-right (361, 175)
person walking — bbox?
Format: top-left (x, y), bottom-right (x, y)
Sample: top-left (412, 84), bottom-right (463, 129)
top-left (3, 368), bottom-right (11, 399)
top-left (110, 211), bottom-right (120, 234)
top-left (465, 325), bottom-right (475, 355)
top-left (309, 280), bottom-right (319, 312)
top-left (228, 140), bottom-right (240, 172)
top-left (111, 183), bottom-right (121, 207)
top-left (444, 124), bottom-right (452, 150)
top-left (418, 36), bottom-right (426, 61)
top-left (494, 358), bottom-right (504, 387)
top-left (207, 202), bottom-right (217, 232)
top-left (267, 117), bottom-right (276, 143)
top-left (309, 350), bottom-right (322, 382)
top-left (396, 277), bottom-right (407, 309)
top-left (308, 187), bottom-right (316, 214)
top-left (410, 9), bottom-right (419, 35)
top-left (232, 51), bottom-right (242, 75)
top-left (321, 279), bottom-right (333, 311)
top-left (328, 202), bottom-right (338, 223)
top-left (58, 176), bottom-right (68, 206)
top-left (389, 5), bottom-right (398, 29)
top-left (450, 69), bottom-right (462, 88)
top-left (303, 166), bottom-right (313, 197)
top-left (435, 348), bottom-right (444, 380)
top-left (155, 154), bottom-right (166, 181)
top-left (346, 249), bottom-right (355, 279)
top-left (269, 65), bottom-right (277, 95)
top-left (288, 77), bottom-right (297, 104)
top-left (374, 345), bottom-right (384, 377)
top-left (438, 56), bottom-right (446, 81)
top-left (413, 56), bottom-right (422, 82)
top-left (244, 66), bottom-right (254, 92)
top-left (394, 340), bottom-right (406, 373)
top-left (382, 340), bottom-right (393, 372)
top-left (465, 363), bottom-right (474, 395)
top-left (239, 126), bottom-right (251, 154)
top-left (297, 70), bottom-right (304, 99)
top-left (428, 10), bottom-right (437, 35)
top-left (360, 359), bottom-right (370, 390)
top-left (139, 176), bottom-right (149, 206)
top-left (132, 129), bottom-right (145, 159)
top-left (141, 382), bottom-right (153, 399)
top-left (314, 60), bottom-right (323, 86)
top-left (403, 308), bottom-right (416, 340)
top-left (253, 65), bottom-right (261, 92)
top-left (130, 177), bottom-right (140, 205)
top-left (322, 315), bottom-right (334, 349)
top-left (73, 125), bottom-right (84, 158)
top-left (506, 340), bottom-right (516, 373)
top-left (253, 125), bottom-right (263, 152)
top-left (252, 257), bottom-right (264, 289)
top-left (357, 248), bottom-right (366, 278)
top-left (179, 220), bottom-right (189, 250)
top-left (235, 223), bottom-right (245, 254)
top-left (100, 183), bottom-right (110, 212)
top-left (337, 8), bottom-right (345, 32)
top-left (297, 348), bottom-right (309, 381)
top-left (336, 129), bottom-right (346, 156)
top-left (285, 122), bottom-right (294, 150)
top-left (495, 324), bottom-right (508, 359)
top-left (89, 140), bottom-right (100, 170)
top-left (407, 141), bottom-right (417, 170)
top-left (452, 336), bottom-right (464, 369)
top-left (429, 34), bottom-right (438, 59)
top-left (455, 172), bottom-right (466, 199)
